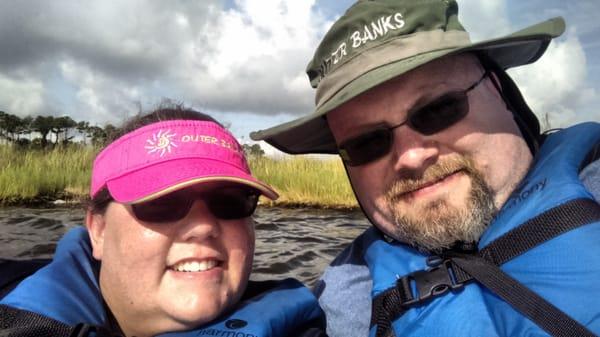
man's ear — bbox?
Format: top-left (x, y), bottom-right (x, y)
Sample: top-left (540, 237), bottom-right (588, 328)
top-left (85, 210), bottom-right (106, 261)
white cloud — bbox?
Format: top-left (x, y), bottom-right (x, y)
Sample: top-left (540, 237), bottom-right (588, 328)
top-left (508, 28), bottom-right (598, 128)
top-left (458, 0), bottom-right (599, 129)
top-left (457, 0), bottom-right (511, 42)
top-left (59, 59), bottom-right (143, 125)
top-left (179, 0), bottom-right (323, 115)
top-left (0, 74), bottom-right (44, 117)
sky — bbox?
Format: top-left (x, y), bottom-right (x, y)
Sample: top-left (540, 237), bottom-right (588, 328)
top-left (0, 0), bottom-right (598, 154)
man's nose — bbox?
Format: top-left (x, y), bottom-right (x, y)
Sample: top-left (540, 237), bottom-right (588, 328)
top-left (390, 126), bottom-right (439, 174)
top-left (177, 200), bottom-right (221, 242)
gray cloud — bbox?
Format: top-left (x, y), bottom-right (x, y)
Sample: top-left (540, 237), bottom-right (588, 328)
top-left (457, 0), bottom-right (512, 41)
top-left (0, 0), bottom-right (220, 120)
top-left (0, 1), bottom-right (219, 79)
top-left (0, 0), bottom-right (327, 123)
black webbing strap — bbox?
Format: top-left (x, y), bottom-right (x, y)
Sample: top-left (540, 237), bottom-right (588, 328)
top-left (449, 254), bottom-right (596, 337)
top-left (371, 283), bottom-right (411, 337)
top-left (479, 198), bottom-right (600, 266)
top-left (371, 198), bottom-right (600, 337)
top-left (0, 304), bottom-right (117, 337)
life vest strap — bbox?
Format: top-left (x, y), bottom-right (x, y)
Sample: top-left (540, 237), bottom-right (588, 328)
top-left (371, 198), bottom-right (600, 337)
top-left (448, 253), bottom-right (597, 337)
top-left (478, 198), bottom-right (600, 266)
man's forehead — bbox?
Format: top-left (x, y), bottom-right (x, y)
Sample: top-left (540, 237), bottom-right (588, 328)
top-left (326, 53), bottom-right (482, 137)
top-left (395, 53), bottom-right (481, 86)
top-left (334, 54), bottom-right (480, 108)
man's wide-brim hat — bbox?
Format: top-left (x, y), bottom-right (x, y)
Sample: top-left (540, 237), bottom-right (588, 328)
top-left (250, 0), bottom-right (565, 154)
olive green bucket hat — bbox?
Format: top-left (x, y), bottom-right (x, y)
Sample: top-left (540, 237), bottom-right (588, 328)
top-left (250, 0), bottom-right (565, 154)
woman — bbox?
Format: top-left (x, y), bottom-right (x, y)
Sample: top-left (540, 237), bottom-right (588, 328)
top-left (0, 107), bottom-right (324, 337)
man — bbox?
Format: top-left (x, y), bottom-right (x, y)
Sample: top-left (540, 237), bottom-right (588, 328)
top-left (251, 1), bottom-right (600, 336)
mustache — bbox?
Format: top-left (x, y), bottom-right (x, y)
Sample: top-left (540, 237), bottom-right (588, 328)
top-left (386, 156), bottom-right (478, 198)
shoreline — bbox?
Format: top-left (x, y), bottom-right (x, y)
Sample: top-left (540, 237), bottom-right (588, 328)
top-left (0, 193), bottom-right (360, 211)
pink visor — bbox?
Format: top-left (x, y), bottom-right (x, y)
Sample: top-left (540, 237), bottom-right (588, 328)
top-left (90, 120), bottom-right (278, 204)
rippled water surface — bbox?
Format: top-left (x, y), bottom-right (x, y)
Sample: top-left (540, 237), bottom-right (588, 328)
top-left (0, 206), bottom-right (370, 286)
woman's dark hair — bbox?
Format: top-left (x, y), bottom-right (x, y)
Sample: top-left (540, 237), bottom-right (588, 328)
top-left (88, 104), bottom-right (219, 215)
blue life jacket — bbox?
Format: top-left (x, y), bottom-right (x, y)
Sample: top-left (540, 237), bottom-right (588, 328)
top-left (357, 123), bottom-right (600, 336)
top-left (1, 227), bottom-right (323, 337)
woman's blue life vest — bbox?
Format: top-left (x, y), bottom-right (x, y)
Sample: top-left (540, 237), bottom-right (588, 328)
top-left (0, 226), bottom-right (324, 337)
top-left (354, 123), bottom-right (600, 336)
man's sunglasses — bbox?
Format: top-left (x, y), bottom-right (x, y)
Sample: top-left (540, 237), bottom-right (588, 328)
top-left (338, 71), bottom-right (490, 166)
top-left (130, 186), bottom-right (259, 223)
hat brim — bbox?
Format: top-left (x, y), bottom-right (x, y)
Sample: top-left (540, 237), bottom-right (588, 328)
top-left (106, 157), bottom-right (279, 204)
top-left (250, 17), bottom-right (565, 154)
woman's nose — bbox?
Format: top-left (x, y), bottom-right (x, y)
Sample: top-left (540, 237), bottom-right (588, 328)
top-left (177, 200), bottom-right (221, 242)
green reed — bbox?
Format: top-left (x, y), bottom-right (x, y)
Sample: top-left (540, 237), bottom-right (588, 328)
top-left (0, 145), bottom-right (97, 204)
top-left (0, 146), bottom-right (357, 208)
top-left (248, 155), bottom-right (357, 208)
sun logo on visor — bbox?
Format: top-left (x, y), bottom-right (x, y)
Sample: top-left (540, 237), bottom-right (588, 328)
top-left (145, 129), bottom-right (177, 157)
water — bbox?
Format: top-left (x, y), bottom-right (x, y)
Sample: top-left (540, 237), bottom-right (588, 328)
top-left (0, 206), bottom-right (370, 287)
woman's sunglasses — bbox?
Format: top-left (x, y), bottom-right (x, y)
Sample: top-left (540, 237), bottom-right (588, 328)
top-left (130, 186), bottom-right (259, 223)
top-left (338, 71), bottom-right (490, 166)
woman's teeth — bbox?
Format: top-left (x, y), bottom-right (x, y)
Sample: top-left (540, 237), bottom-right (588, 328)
top-left (173, 260), bottom-right (218, 272)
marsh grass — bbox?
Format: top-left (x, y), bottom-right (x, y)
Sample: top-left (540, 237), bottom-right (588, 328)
top-left (248, 155), bottom-right (357, 208)
top-left (0, 145), bottom-right (97, 205)
top-left (0, 146), bottom-right (357, 208)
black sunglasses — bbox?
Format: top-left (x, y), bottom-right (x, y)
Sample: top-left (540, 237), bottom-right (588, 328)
top-left (130, 186), bottom-right (259, 223)
top-left (338, 71), bottom-right (490, 166)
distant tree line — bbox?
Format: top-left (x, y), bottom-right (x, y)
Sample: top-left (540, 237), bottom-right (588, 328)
top-left (1, 110), bottom-right (269, 157)
top-left (242, 143), bottom-right (265, 157)
top-left (0, 111), bottom-right (117, 147)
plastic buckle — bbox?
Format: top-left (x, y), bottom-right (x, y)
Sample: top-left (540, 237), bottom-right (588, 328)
top-left (398, 259), bottom-right (465, 306)
top-left (426, 255), bottom-right (443, 267)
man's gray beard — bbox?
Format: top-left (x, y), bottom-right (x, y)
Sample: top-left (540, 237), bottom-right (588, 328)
top-left (384, 158), bottom-right (497, 252)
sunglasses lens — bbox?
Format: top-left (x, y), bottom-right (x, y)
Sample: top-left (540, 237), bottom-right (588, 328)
top-left (207, 187), bottom-right (259, 220)
top-left (411, 92), bottom-right (469, 135)
top-left (340, 128), bottom-right (393, 166)
top-left (131, 191), bottom-right (192, 223)
top-left (131, 187), bottom-right (258, 222)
